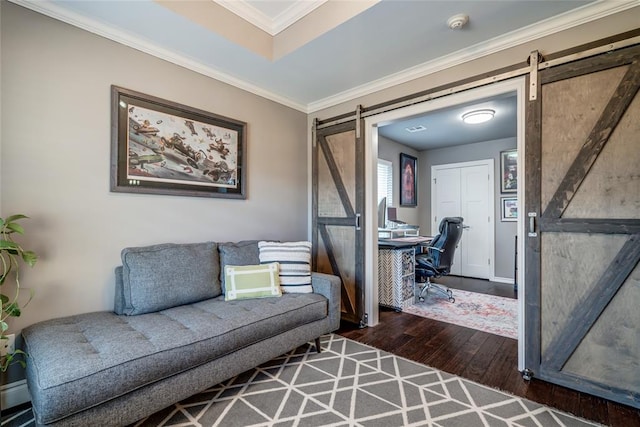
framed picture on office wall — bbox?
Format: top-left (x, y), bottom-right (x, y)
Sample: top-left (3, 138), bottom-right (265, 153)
top-left (110, 85), bottom-right (247, 199)
top-left (500, 149), bottom-right (517, 193)
top-left (399, 153), bottom-right (417, 206)
top-left (501, 197), bottom-right (518, 221)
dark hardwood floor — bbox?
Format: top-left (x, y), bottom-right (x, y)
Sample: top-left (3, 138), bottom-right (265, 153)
top-left (337, 277), bottom-right (640, 427)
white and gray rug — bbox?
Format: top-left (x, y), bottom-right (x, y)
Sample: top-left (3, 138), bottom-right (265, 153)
top-left (2, 335), bottom-right (600, 427)
top-left (404, 289), bottom-right (518, 339)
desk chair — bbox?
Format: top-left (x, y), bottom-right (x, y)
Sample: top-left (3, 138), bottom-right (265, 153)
top-left (415, 217), bottom-right (464, 303)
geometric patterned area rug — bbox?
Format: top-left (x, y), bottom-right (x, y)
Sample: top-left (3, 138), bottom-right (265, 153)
top-left (1, 335), bottom-right (600, 427)
top-left (403, 289), bottom-right (518, 339)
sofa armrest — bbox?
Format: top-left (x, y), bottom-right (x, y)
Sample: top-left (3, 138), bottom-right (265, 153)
top-left (311, 272), bottom-right (341, 331)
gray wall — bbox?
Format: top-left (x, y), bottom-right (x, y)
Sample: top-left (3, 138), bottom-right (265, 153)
top-left (377, 135), bottom-right (420, 227)
top-left (0, 3), bottom-right (308, 340)
top-left (419, 137), bottom-right (517, 279)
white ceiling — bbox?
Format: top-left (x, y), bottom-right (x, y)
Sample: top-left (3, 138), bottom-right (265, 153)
top-left (11, 0), bottom-right (637, 149)
top-left (378, 92), bottom-right (517, 150)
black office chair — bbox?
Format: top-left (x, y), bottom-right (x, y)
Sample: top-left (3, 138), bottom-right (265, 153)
top-left (415, 217), bottom-right (464, 303)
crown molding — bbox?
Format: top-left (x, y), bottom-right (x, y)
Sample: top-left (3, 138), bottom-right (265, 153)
top-left (306, 0), bottom-right (639, 113)
top-left (9, 0), bottom-right (307, 112)
top-left (8, 0), bottom-right (638, 115)
top-left (270, 0), bottom-right (328, 34)
top-left (215, 0), bottom-right (327, 36)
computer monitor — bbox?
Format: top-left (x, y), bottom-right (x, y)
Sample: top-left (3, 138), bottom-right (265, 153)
top-left (387, 207), bottom-right (397, 222)
top-left (377, 197), bottom-right (387, 229)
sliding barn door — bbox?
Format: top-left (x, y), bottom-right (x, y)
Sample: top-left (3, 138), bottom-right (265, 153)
top-left (525, 44), bottom-right (640, 408)
top-left (313, 120), bottom-right (366, 326)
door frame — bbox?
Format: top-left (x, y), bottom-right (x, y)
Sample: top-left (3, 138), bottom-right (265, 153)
top-left (364, 77), bottom-right (527, 370)
top-left (431, 159), bottom-right (495, 281)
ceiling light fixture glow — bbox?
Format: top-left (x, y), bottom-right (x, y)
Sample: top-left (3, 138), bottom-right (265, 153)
top-left (462, 109), bottom-right (495, 124)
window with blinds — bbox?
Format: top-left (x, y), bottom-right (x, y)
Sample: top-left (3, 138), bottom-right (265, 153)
top-left (377, 159), bottom-right (393, 206)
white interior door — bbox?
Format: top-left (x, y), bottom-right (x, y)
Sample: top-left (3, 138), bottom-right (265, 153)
top-left (460, 164), bottom-right (492, 278)
top-left (433, 167), bottom-right (462, 275)
top-left (432, 160), bottom-right (493, 279)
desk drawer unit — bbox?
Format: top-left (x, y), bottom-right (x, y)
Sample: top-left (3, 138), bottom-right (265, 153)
top-left (378, 248), bottom-right (415, 310)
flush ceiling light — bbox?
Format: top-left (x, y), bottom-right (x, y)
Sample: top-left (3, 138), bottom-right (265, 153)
top-left (462, 109), bottom-right (495, 124)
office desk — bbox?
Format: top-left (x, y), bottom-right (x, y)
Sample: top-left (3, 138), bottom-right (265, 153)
top-left (378, 236), bottom-right (432, 248)
top-left (378, 236), bottom-right (432, 311)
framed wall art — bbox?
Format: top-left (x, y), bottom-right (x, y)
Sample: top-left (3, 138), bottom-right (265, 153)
top-left (111, 85), bottom-right (247, 198)
top-left (501, 197), bottom-right (518, 221)
top-left (500, 149), bottom-right (517, 193)
top-left (399, 153), bottom-right (417, 207)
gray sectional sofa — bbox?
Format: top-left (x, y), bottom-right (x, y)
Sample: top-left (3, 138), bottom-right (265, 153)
top-left (22, 241), bottom-right (341, 426)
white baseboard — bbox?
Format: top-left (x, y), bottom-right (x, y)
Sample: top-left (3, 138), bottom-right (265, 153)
top-left (493, 276), bottom-right (515, 285)
top-left (1, 379), bottom-right (31, 410)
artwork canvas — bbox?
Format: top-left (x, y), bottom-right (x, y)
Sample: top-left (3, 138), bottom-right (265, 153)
top-left (399, 153), bottom-right (417, 207)
top-left (501, 197), bottom-right (518, 221)
top-left (111, 86), bottom-right (246, 198)
top-left (500, 149), bottom-right (517, 193)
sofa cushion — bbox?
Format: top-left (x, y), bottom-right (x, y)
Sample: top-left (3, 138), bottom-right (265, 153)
top-left (218, 240), bottom-right (260, 292)
top-left (23, 293), bottom-right (328, 425)
top-left (121, 242), bottom-right (220, 315)
top-left (224, 263), bottom-right (282, 301)
top-left (259, 241), bottom-right (313, 293)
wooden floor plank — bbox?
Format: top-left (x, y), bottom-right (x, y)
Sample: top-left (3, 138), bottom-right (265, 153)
top-left (550, 385), bottom-right (581, 419)
top-left (578, 393), bottom-right (610, 425)
top-left (607, 400), bottom-right (640, 427)
top-left (460, 333), bottom-right (505, 383)
top-left (479, 336), bottom-right (519, 391)
top-left (439, 330), bottom-right (490, 375)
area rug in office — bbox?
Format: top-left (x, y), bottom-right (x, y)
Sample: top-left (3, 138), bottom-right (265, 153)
top-left (403, 288), bottom-right (518, 339)
top-left (1, 335), bottom-right (600, 427)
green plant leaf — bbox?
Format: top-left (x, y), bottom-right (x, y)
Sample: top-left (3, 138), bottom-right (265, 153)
top-left (4, 214), bottom-right (28, 223)
top-left (1, 347), bottom-right (28, 371)
top-left (4, 303), bottom-right (21, 318)
top-left (22, 251), bottom-right (38, 267)
top-left (1, 321), bottom-right (7, 332)
top-left (0, 240), bottom-right (19, 250)
top-left (6, 223), bottom-right (25, 235)
top-left (0, 294), bottom-right (8, 304)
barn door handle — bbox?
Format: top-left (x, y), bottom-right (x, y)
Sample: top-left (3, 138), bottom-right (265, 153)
top-left (528, 212), bottom-right (537, 237)
top-left (355, 213), bottom-right (361, 230)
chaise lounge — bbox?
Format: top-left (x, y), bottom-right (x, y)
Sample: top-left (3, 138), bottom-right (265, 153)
top-left (22, 240), bottom-right (341, 426)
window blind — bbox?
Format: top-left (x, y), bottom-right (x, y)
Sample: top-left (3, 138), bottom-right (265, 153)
top-left (377, 159), bottom-right (393, 206)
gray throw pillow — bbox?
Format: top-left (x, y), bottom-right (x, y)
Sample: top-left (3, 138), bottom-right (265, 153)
top-left (121, 242), bottom-right (220, 315)
top-left (218, 241), bottom-right (260, 293)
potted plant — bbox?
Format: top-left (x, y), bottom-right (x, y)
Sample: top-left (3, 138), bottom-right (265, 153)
top-left (1, 215), bottom-right (38, 372)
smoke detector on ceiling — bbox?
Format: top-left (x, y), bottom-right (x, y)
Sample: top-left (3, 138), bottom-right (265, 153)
top-left (447, 14), bottom-right (469, 30)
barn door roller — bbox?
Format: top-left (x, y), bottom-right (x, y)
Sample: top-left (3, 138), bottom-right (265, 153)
top-left (528, 50), bottom-right (541, 101)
